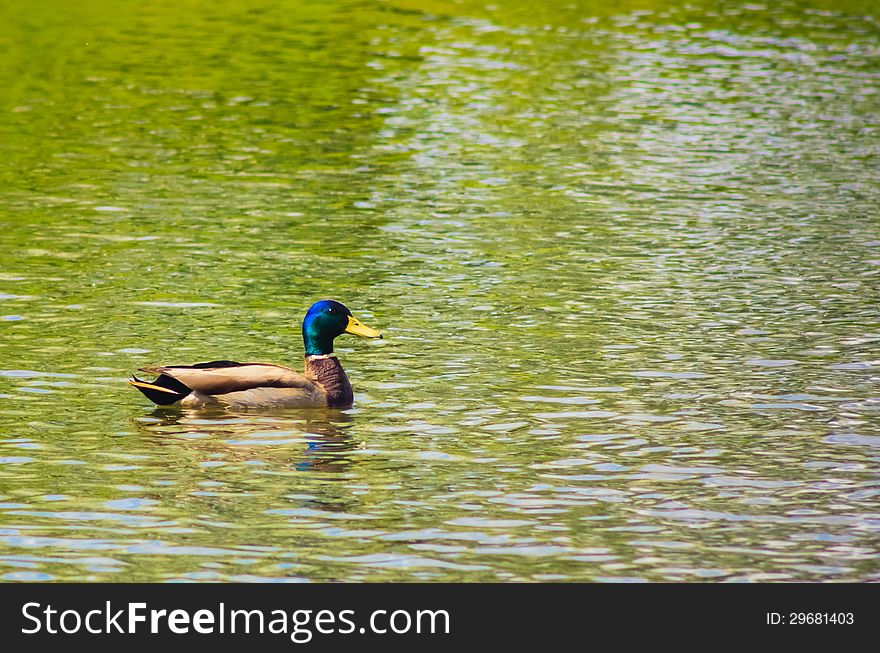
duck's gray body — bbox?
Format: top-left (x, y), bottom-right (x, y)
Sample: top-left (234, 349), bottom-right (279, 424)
top-left (132, 355), bottom-right (354, 409)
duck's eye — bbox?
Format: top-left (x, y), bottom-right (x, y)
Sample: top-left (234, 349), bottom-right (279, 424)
top-left (326, 307), bottom-right (333, 314)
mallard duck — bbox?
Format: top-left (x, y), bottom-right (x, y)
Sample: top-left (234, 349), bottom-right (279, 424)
top-left (128, 300), bottom-right (381, 409)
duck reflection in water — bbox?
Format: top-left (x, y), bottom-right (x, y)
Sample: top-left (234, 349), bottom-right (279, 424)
top-left (135, 407), bottom-right (362, 475)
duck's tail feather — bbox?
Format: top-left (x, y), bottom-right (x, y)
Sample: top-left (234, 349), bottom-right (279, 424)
top-left (128, 374), bottom-right (193, 405)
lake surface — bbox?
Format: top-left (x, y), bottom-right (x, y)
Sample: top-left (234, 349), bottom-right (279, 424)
top-left (1, 0), bottom-right (878, 582)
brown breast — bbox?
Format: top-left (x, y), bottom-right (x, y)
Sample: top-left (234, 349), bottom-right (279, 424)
top-left (304, 355), bottom-right (354, 407)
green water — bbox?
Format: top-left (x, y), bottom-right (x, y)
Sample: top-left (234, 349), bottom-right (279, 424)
top-left (1, 0), bottom-right (878, 582)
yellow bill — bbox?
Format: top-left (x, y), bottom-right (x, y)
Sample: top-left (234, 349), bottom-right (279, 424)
top-left (345, 314), bottom-right (382, 339)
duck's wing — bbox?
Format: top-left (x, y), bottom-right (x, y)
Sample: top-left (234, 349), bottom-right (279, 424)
top-left (138, 361), bottom-right (316, 395)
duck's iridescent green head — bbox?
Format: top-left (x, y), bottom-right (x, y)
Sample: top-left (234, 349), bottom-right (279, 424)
top-left (302, 299), bottom-right (382, 356)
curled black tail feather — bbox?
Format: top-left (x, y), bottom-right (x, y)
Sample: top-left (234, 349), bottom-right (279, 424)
top-left (129, 374), bottom-right (193, 405)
